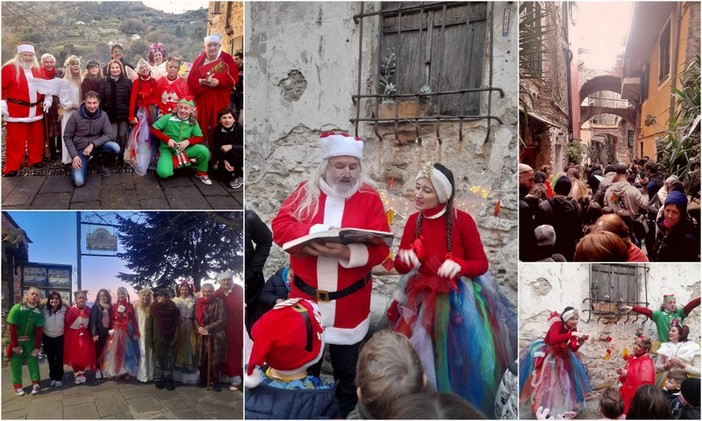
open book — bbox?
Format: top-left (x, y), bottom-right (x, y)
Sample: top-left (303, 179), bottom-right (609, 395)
top-left (282, 228), bottom-right (394, 253)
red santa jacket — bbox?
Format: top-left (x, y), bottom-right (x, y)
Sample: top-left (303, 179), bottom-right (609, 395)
top-left (187, 50), bottom-right (237, 100)
top-left (1, 63), bottom-right (44, 123)
top-left (272, 181), bottom-right (391, 345)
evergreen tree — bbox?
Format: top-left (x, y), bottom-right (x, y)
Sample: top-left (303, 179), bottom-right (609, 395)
top-left (115, 212), bottom-right (243, 292)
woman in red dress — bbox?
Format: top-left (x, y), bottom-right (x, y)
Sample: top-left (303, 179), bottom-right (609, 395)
top-left (64, 290), bottom-right (96, 384)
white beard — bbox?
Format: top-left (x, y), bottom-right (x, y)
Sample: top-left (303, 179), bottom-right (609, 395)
top-left (320, 176), bottom-right (361, 199)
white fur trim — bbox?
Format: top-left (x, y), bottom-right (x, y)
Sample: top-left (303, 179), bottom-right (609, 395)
top-left (339, 243), bottom-right (369, 268)
top-left (17, 44), bottom-right (34, 54)
top-left (320, 134), bottom-right (363, 159)
top-left (324, 314), bottom-right (371, 345)
top-left (534, 351), bottom-right (545, 358)
top-left (244, 367), bottom-right (262, 388)
top-left (204, 34), bottom-right (222, 44)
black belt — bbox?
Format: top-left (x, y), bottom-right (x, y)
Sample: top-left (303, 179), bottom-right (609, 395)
top-left (294, 274), bottom-right (371, 302)
top-left (7, 98), bottom-right (39, 107)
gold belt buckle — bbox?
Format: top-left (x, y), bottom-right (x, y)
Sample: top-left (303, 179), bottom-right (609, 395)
top-left (316, 289), bottom-right (331, 302)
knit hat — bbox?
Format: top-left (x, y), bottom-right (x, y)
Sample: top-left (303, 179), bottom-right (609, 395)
top-left (664, 191), bottom-right (688, 212)
top-left (534, 224), bottom-right (556, 247)
top-left (554, 175), bottom-right (572, 196)
top-left (416, 162), bottom-right (454, 204)
top-left (681, 378), bottom-right (700, 407)
top-left (245, 298), bottom-right (325, 388)
top-left (319, 132), bottom-right (364, 160)
top-left (86, 59), bottom-right (100, 68)
top-left (17, 43), bottom-right (35, 54)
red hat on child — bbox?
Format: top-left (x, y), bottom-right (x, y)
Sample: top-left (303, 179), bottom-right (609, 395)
top-left (244, 298), bottom-right (325, 388)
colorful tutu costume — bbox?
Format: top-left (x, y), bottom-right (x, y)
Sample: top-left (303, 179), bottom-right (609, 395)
top-left (64, 304), bottom-right (97, 373)
top-left (519, 319), bottom-right (591, 416)
top-left (172, 295), bottom-right (200, 384)
top-left (618, 353), bottom-right (654, 414)
top-left (390, 205), bottom-right (517, 416)
top-left (101, 300), bottom-right (140, 378)
top-left (126, 74), bottom-right (159, 175)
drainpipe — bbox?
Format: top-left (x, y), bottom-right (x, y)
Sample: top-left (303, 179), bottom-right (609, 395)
top-left (564, 3), bottom-right (574, 143)
top-left (668, 3), bottom-right (681, 134)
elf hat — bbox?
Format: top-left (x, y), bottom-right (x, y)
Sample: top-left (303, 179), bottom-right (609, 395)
top-left (663, 294), bottom-right (676, 302)
top-left (178, 96), bottom-right (196, 107)
top-left (244, 298), bottom-right (325, 388)
top-left (319, 131), bottom-right (363, 160)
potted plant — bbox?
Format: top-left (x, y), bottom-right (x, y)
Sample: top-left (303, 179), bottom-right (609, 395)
top-left (377, 50), bottom-right (431, 120)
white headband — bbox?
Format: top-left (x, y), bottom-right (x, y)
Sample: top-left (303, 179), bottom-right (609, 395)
top-left (562, 309), bottom-right (577, 322)
top-left (416, 164), bottom-right (452, 204)
top-left (17, 44), bottom-right (34, 54)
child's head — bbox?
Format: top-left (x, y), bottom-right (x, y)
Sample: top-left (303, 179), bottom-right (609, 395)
top-left (680, 378), bottom-right (700, 408)
top-left (626, 384), bottom-right (670, 419)
top-left (386, 391), bottom-right (486, 419)
top-left (356, 330), bottom-right (426, 418)
top-left (599, 387), bottom-right (624, 419)
top-left (665, 370), bottom-right (687, 393)
top-left (244, 298), bottom-right (324, 388)
top-left (633, 335), bottom-right (652, 357)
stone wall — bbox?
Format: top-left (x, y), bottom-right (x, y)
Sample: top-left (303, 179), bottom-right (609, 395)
top-left (245, 2), bottom-right (519, 327)
top-left (519, 263), bottom-right (701, 416)
top-left (208, 1), bottom-right (244, 54)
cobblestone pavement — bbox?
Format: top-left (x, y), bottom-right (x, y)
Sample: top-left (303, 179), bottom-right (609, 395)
top-left (2, 363), bottom-right (243, 419)
top-left (1, 170), bottom-right (243, 210)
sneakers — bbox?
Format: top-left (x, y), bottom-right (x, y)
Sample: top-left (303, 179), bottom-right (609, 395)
top-left (98, 164), bottom-right (111, 177)
top-left (229, 177), bottom-right (243, 189)
top-left (74, 372), bottom-right (86, 384)
top-left (50, 380), bottom-right (56, 387)
top-left (196, 174), bottom-right (212, 185)
top-left (95, 370), bottom-right (102, 379)
top-left (31, 384), bottom-right (40, 395)
top-left (15, 387), bottom-right (25, 396)
top-left (55, 381), bottom-right (62, 387)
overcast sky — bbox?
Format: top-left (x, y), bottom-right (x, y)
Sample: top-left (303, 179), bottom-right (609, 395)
top-left (571, 2), bottom-right (633, 72)
top-left (141, 0), bottom-right (209, 14)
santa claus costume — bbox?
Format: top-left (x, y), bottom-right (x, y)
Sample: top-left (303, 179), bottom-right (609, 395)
top-left (187, 34), bottom-right (238, 152)
top-left (519, 308), bottom-right (591, 417)
top-left (1, 43), bottom-right (49, 175)
top-left (64, 290), bottom-right (97, 384)
top-left (272, 133), bottom-right (391, 416)
top-left (156, 58), bottom-right (189, 115)
top-left (390, 162), bottom-right (517, 416)
top-left (214, 272), bottom-right (244, 389)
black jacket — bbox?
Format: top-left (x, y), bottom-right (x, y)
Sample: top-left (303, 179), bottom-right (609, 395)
top-left (259, 267), bottom-right (290, 310)
top-left (245, 210), bottom-right (272, 306)
top-left (652, 215), bottom-right (699, 262)
top-left (536, 195), bottom-right (582, 261)
top-left (99, 75), bottom-right (132, 121)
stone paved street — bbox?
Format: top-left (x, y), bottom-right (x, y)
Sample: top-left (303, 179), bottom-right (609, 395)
top-left (1, 171), bottom-right (243, 210)
top-left (2, 363), bottom-right (243, 419)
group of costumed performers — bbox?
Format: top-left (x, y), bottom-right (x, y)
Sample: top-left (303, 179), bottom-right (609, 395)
top-left (519, 294), bottom-right (700, 418)
top-left (2, 38), bottom-right (239, 188)
top-left (388, 162), bottom-right (517, 416)
top-left (6, 275), bottom-right (242, 396)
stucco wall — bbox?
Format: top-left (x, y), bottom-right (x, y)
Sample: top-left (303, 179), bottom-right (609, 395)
top-left (520, 263), bottom-right (701, 416)
top-left (245, 2), bottom-right (519, 328)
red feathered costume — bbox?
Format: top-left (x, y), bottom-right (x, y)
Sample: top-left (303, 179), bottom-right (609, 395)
top-left (619, 353), bottom-right (655, 414)
top-left (1, 61), bottom-right (46, 174)
top-left (187, 49), bottom-right (237, 151)
top-left (64, 304), bottom-right (97, 371)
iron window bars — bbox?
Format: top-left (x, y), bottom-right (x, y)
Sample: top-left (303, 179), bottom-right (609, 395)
top-left (582, 263), bottom-right (649, 324)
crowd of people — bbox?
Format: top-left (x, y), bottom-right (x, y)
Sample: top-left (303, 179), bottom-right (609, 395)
top-left (520, 294), bottom-right (700, 420)
top-left (1, 37), bottom-right (244, 189)
top-left (7, 273), bottom-right (243, 397)
top-left (519, 160), bottom-right (700, 262)
top-left (243, 133), bottom-right (517, 419)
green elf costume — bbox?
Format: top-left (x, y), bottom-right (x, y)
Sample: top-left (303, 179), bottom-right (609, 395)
top-left (6, 288), bottom-right (45, 396)
top-left (630, 294), bottom-right (700, 341)
top-left (150, 96), bottom-right (212, 184)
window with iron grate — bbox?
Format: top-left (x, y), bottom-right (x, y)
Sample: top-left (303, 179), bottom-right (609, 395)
top-left (589, 264), bottom-right (644, 315)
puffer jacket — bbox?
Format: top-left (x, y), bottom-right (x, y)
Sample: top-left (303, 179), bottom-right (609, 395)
top-left (63, 103), bottom-right (114, 158)
top-left (99, 75), bottom-right (132, 121)
top-left (245, 380), bottom-right (339, 419)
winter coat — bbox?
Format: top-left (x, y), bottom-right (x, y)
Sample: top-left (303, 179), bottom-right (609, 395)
top-left (652, 215), bottom-right (700, 262)
top-left (259, 267), bottom-right (290, 310)
top-left (213, 123), bottom-right (243, 162)
top-left (245, 210), bottom-right (273, 307)
top-left (195, 297), bottom-right (227, 367)
top-left (63, 103), bottom-right (114, 158)
top-left (594, 171), bottom-right (616, 206)
top-left (99, 75), bottom-right (132, 121)
top-left (535, 196), bottom-right (582, 261)
top-left (605, 181), bottom-right (649, 215)
top-left (245, 380), bottom-right (339, 419)
top-left (646, 173), bottom-right (664, 200)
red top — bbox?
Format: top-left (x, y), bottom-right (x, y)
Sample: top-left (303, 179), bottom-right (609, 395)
top-left (544, 321), bottom-right (581, 357)
top-left (394, 205), bottom-right (488, 278)
top-left (129, 76), bottom-right (159, 118)
top-left (111, 301), bottom-right (139, 336)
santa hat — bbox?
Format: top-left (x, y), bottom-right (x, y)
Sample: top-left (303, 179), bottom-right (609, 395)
top-left (17, 43), bottom-right (34, 54)
top-left (219, 271), bottom-right (233, 281)
top-left (245, 298), bottom-right (325, 388)
top-left (319, 131), bottom-right (363, 160)
top-left (204, 34), bottom-right (222, 45)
